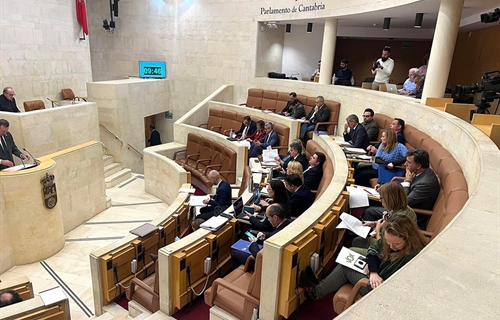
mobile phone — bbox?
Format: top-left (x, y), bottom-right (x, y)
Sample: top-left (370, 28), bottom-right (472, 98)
top-left (245, 231), bottom-right (257, 241)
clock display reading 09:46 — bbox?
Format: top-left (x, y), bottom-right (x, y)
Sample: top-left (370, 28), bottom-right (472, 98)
top-left (143, 66), bottom-right (162, 75)
top-left (138, 61), bottom-right (166, 79)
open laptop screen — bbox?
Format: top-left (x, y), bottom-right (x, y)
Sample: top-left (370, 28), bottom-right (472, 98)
top-left (232, 196), bottom-right (244, 215)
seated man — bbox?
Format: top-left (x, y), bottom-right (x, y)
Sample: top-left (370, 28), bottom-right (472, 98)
top-left (299, 95), bottom-right (330, 139)
top-left (194, 170), bottom-right (232, 223)
top-left (0, 290), bottom-right (23, 308)
top-left (362, 149), bottom-right (440, 229)
top-left (333, 59), bottom-right (353, 86)
top-left (282, 99), bottom-right (306, 119)
top-left (235, 115), bottom-right (257, 140)
top-left (303, 151), bottom-right (326, 191)
top-left (279, 92), bottom-right (299, 115)
top-left (283, 174), bottom-right (315, 218)
top-left (248, 122), bottom-right (279, 158)
top-left (342, 114), bottom-right (370, 150)
top-left (398, 68), bottom-right (418, 95)
top-left (274, 141), bottom-right (308, 176)
top-left (232, 203), bottom-right (293, 266)
top-left (361, 108), bottom-right (379, 142)
top-left (367, 118), bottom-right (405, 154)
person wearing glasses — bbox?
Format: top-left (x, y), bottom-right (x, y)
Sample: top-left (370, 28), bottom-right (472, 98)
top-left (0, 87), bottom-right (20, 113)
top-left (299, 214), bottom-right (427, 301)
top-left (361, 108), bottom-right (378, 142)
top-left (299, 95), bottom-right (330, 139)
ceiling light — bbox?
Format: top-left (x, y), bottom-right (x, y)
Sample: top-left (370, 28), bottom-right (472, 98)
top-left (414, 13), bottom-right (424, 28)
top-left (383, 18), bottom-right (391, 30)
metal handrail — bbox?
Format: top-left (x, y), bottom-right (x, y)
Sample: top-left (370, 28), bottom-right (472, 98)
top-left (100, 142), bottom-right (108, 155)
top-left (127, 144), bottom-right (143, 159)
top-left (99, 123), bottom-right (124, 147)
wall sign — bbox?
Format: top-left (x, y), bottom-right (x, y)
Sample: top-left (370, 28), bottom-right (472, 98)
top-left (261, 1), bottom-right (326, 15)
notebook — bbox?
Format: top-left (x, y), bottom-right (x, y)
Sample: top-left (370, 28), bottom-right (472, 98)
top-left (200, 216), bottom-right (228, 231)
top-left (386, 83), bottom-right (398, 94)
top-left (130, 223), bottom-right (158, 238)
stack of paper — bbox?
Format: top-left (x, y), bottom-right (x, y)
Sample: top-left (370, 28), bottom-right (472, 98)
top-left (200, 216), bottom-right (228, 231)
top-left (336, 140), bottom-right (352, 147)
top-left (251, 168), bottom-right (269, 174)
top-left (337, 212), bottom-right (371, 238)
top-left (189, 195), bottom-right (210, 207)
top-left (179, 188), bottom-right (196, 193)
top-left (263, 149), bottom-right (278, 162)
top-left (346, 186), bottom-right (369, 208)
top-left (344, 147), bottom-right (367, 154)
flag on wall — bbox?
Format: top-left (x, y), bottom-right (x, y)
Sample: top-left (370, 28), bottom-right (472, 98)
top-left (76, 0), bottom-right (89, 35)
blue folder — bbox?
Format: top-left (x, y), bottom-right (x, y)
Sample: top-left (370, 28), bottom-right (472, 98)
top-left (231, 239), bottom-right (262, 253)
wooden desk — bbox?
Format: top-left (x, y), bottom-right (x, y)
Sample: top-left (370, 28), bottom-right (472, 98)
top-left (349, 184), bottom-right (381, 201)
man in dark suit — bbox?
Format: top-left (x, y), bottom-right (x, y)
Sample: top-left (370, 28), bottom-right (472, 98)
top-left (282, 99), bottom-right (306, 119)
top-left (303, 151), bottom-right (326, 191)
top-left (195, 170), bottom-right (232, 222)
top-left (0, 87), bottom-right (21, 113)
top-left (367, 118), bottom-right (406, 154)
top-left (235, 116), bottom-right (257, 140)
top-left (343, 114), bottom-right (370, 150)
top-left (148, 125), bottom-right (162, 146)
top-left (274, 142), bottom-right (308, 177)
top-left (284, 174), bottom-right (315, 218)
top-left (0, 119), bottom-right (29, 170)
top-left (248, 122), bottom-right (279, 158)
top-left (363, 149), bottom-right (440, 229)
top-left (299, 95), bottom-right (331, 138)
top-left (279, 92), bottom-right (298, 115)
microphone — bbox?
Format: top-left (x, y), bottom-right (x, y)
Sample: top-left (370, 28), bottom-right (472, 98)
top-left (23, 148), bottom-right (40, 166)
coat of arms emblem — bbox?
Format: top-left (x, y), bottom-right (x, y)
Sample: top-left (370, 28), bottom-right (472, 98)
top-left (40, 173), bottom-right (57, 209)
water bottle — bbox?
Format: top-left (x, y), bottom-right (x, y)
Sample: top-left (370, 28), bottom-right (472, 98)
top-left (230, 129), bottom-right (233, 138)
top-left (251, 308), bottom-right (258, 320)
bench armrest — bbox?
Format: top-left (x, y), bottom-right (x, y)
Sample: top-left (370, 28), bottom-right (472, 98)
top-left (207, 278), bottom-right (260, 306)
top-left (344, 278), bottom-right (369, 309)
top-left (173, 149), bottom-right (187, 160)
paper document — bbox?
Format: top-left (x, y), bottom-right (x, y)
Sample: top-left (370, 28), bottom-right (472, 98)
top-left (355, 155), bottom-right (373, 160)
top-left (346, 186), bottom-right (369, 208)
top-left (189, 195), bottom-right (210, 206)
top-left (336, 140), bottom-right (352, 147)
top-left (263, 149), bottom-right (278, 162)
top-left (251, 168), bottom-right (269, 174)
top-left (337, 212), bottom-right (371, 238)
top-left (261, 161), bottom-right (278, 167)
top-left (344, 147), bottom-right (367, 154)
top-left (1, 163), bottom-right (37, 172)
top-left (360, 186), bottom-right (380, 197)
top-left (39, 287), bottom-right (67, 306)
top-left (335, 247), bottom-right (368, 274)
top-left (200, 215), bottom-right (228, 231)
top-left (179, 188), bottom-right (196, 194)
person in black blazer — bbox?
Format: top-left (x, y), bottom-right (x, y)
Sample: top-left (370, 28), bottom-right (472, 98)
top-left (363, 149), bottom-right (440, 229)
top-left (196, 170), bottom-right (232, 222)
top-left (343, 114), bottom-right (370, 150)
top-left (299, 96), bottom-right (331, 138)
top-left (274, 142), bottom-right (308, 177)
top-left (248, 122), bottom-right (279, 158)
top-left (303, 152), bottom-right (326, 191)
top-left (282, 99), bottom-right (306, 119)
top-left (235, 116), bottom-right (257, 140)
top-left (284, 174), bottom-right (315, 218)
top-left (148, 125), bottom-right (162, 146)
top-left (0, 119), bottom-right (29, 170)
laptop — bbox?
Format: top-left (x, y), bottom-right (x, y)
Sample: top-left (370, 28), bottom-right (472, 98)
top-left (386, 83), bottom-right (398, 94)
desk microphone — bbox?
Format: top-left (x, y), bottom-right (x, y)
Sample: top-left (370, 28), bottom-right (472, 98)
top-left (23, 148), bottom-right (40, 166)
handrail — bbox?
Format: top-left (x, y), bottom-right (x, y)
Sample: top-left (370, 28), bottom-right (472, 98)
top-left (100, 142), bottom-right (108, 155)
top-left (99, 123), bottom-right (124, 147)
top-left (127, 143), bottom-right (143, 159)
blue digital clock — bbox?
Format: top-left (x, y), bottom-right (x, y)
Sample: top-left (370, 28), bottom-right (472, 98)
top-left (139, 61), bottom-right (166, 79)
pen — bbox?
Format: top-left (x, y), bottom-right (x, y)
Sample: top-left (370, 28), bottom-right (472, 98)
top-left (363, 189), bottom-right (372, 195)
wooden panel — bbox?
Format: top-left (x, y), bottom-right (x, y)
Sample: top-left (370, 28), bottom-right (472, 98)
top-left (444, 103), bottom-right (477, 123)
top-left (425, 97), bottom-right (453, 109)
top-left (317, 210), bottom-right (339, 271)
top-left (100, 243), bottom-right (138, 303)
top-left (174, 203), bottom-right (190, 237)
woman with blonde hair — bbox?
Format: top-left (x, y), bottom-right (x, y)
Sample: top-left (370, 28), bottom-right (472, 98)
top-left (299, 214), bottom-right (427, 300)
top-left (354, 128), bottom-right (407, 187)
top-left (286, 161), bottom-right (304, 182)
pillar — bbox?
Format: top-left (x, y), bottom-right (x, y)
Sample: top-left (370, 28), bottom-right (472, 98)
top-left (319, 18), bottom-right (338, 85)
top-left (421, 0), bottom-right (464, 103)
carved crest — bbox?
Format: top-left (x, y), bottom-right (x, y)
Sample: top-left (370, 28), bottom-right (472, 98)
top-left (40, 173), bottom-right (57, 209)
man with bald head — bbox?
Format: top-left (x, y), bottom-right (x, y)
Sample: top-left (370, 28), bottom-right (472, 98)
top-left (0, 87), bottom-right (21, 113)
top-left (195, 170), bottom-right (232, 222)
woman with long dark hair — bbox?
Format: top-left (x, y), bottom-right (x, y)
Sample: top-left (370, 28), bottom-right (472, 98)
top-left (247, 179), bottom-right (290, 231)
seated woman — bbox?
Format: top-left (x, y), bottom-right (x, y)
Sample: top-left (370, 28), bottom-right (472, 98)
top-left (247, 179), bottom-right (290, 231)
top-left (354, 128), bottom-right (407, 187)
top-left (353, 182), bottom-right (417, 254)
top-left (299, 215), bottom-right (427, 300)
top-left (285, 161), bottom-right (304, 183)
top-left (245, 120), bottom-right (266, 143)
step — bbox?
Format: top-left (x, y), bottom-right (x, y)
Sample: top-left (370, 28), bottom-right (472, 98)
top-left (105, 169), bottom-right (132, 188)
top-left (103, 155), bottom-right (114, 167)
top-left (104, 162), bottom-right (123, 178)
top-left (106, 195), bottom-right (112, 208)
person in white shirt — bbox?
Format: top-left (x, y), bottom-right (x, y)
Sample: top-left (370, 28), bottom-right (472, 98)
top-left (371, 46), bottom-right (394, 91)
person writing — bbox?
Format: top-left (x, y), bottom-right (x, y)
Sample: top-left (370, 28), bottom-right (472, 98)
top-left (247, 180), bottom-right (290, 232)
top-left (299, 215), bottom-right (427, 300)
top-left (0, 119), bottom-right (30, 170)
top-left (245, 120), bottom-right (266, 143)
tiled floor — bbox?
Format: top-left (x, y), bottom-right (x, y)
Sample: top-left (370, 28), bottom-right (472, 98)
top-left (0, 174), bottom-right (169, 320)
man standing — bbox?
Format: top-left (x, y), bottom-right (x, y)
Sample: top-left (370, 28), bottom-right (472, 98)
top-left (300, 96), bottom-right (330, 139)
top-left (195, 170), bottom-right (232, 222)
top-left (398, 68), bottom-right (418, 95)
top-left (148, 125), bottom-right (162, 146)
top-left (0, 87), bottom-right (21, 113)
top-left (235, 116), bottom-right (256, 140)
top-left (303, 152), bottom-right (326, 191)
top-left (248, 122), bottom-right (279, 158)
top-left (283, 174), bottom-right (315, 218)
top-left (0, 119), bottom-right (30, 170)
top-left (371, 46), bottom-right (394, 91)
top-left (333, 59), bottom-right (353, 86)
top-left (363, 149), bottom-right (440, 229)
top-left (310, 60), bottom-right (321, 81)
top-left (361, 108), bottom-right (379, 142)
top-left (343, 114), bottom-right (370, 150)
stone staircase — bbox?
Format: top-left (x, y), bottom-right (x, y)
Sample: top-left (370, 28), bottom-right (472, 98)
top-left (103, 155), bottom-right (132, 188)
top-left (91, 301), bottom-right (174, 320)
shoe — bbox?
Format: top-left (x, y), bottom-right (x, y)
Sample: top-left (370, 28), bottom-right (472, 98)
top-left (150, 253), bottom-right (158, 262)
top-left (299, 270), bottom-right (318, 301)
top-left (305, 266), bottom-right (319, 285)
